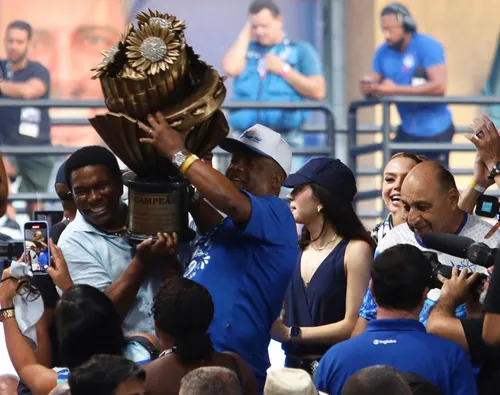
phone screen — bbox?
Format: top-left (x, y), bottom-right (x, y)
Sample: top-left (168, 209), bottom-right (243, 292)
top-left (24, 221), bottom-right (50, 273)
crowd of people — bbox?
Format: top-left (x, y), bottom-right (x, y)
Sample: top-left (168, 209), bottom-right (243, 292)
top-left (1, 1), bottom-right (500, 395)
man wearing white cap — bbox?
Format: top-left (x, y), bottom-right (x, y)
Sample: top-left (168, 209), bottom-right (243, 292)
top-left (140, 113), bottom-right (299, 393)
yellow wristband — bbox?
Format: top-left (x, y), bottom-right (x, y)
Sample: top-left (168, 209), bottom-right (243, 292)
top-left (470, 179), bottom-right (486, 193)
top-left (180, 154), bottom-right (199, 174)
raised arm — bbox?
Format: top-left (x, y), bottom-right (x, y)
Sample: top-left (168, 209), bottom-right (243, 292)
top-left (0, 272), bottom-right (57, 395)
top-left (59, 232), bottom-right (177, 321)
top-left (221, 22), bottom-right (252, 77)
top-left (139, 114), bottom-right (253, 225)
top-left (458, 152), bottom-right (494, 214)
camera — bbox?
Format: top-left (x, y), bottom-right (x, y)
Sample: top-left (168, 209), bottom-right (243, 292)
top-left (424, 251), bottom-right (487, 300)
top-left (421, 233), bottom-right (498, 269)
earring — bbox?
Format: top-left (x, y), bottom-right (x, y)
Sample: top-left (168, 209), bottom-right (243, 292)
top-left (317, 207), bottom-right (321, 213)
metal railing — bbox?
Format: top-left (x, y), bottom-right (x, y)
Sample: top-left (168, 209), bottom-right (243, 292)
top-left (0, 99), bottom-right (336, 203)
top-left (348, 95), bottom-right (500, 219)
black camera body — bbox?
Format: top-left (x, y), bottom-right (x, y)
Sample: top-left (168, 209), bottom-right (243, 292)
top-left (423, 251), bottom-right (487, 300)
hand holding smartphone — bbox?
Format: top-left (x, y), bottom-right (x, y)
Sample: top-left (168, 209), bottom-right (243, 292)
top-left (24, 221), bottom-right (51, 274)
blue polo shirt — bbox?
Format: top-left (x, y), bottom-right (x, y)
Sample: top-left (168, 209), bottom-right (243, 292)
top-left (314, 319), bottom-right (477, 395)
top-left (184, 192), bottom-right (298, 392)
top-left (373, 33), bottom-right (452, 137)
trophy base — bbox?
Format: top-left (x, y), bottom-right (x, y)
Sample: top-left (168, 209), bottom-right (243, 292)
top-left (123, 172), bottom-right (195, 244)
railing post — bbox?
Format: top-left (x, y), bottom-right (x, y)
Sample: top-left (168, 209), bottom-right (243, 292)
top-left (381, 101), bottom-right (391, 217)
top-left (347, 104), bottom-right (357, 175)
top-left (324, 106), bottom-right (336, 158)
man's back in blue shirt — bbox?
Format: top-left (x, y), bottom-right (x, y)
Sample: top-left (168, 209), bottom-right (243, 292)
top-left (314, 319), bottom-right (477, 395)
top-left (373, 33), bottom-right (452, 137)
top-left (185, 192), bottom-right (298, 391)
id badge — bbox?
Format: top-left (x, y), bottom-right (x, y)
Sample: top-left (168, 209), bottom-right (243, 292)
top-left (19, 122), bottom-right (39, 138)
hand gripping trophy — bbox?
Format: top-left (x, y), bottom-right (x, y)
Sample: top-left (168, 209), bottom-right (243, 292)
top-left (89, 10), bottom-right (229, 243)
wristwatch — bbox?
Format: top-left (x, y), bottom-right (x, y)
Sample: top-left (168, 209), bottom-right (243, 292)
top-left (289, 326), bottom-right (301, 340)
top-left (488, 162), bottom-right (500, 180)
top-left (172, 150), bottom-right (191, 169)
top-left (0, 307), bottom-right (15, 322)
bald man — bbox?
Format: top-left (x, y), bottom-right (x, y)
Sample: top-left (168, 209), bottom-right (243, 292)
top-left (0, 375), bottom-right (18, 395)
top-left (352, 161), bottom-right (500, 336)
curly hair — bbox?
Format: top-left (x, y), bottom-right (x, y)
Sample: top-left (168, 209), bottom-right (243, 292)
top-left (153, 278), bottom-right (214, 365)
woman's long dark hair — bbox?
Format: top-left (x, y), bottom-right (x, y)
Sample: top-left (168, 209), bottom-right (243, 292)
top-left (300, 183), bottom-right (376, 252)
top-left (153, 277), bottom-right (214, 365)
top-left (55, 284), bottom-right (126, 369)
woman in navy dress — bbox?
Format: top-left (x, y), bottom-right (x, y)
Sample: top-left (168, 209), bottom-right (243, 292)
top-left (271, 157), bottom-right (375, 376)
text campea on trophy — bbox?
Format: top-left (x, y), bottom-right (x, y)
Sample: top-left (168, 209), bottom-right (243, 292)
top-left (89, 9), bottom-right (229, 243)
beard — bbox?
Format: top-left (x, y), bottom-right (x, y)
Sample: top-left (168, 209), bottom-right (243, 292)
top-left (387, 37), bottom-right (406, 52)
top-left (9, 48), bottom-right (28, 65)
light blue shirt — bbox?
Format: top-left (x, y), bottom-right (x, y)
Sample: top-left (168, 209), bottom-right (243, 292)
top-left (58, 210), bottom-right (162, 335)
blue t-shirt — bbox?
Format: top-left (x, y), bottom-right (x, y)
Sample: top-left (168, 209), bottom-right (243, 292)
top-left (358, 285), bottom-right (467, 326)
top-left (230, 38), bottom-right (323, 131)
top-left (0, 60), bottom-right (51, 145)
top-left (373, 33), bottom-right (452, 137)
top-left (184, 192), bottom-right (299, 392)
top-left (314, 319), bottom-right (477, 395)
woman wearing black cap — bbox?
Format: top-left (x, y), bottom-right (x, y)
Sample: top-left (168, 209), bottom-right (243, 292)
top-left (271, 157), bottom-right (375, 376)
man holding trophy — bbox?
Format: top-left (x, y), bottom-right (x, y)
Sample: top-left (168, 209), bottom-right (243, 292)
top-left (58, 9), bottom-right (298, 390)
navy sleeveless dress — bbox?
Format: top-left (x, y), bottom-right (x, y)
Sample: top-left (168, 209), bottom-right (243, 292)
top-left (283, 237), bottom-right (350, 359)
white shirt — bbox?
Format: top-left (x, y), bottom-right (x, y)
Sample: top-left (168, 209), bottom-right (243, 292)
top-left (377, 213), bottom-right (500, 275)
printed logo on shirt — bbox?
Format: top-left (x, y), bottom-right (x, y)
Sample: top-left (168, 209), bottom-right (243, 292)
top-left (402, 54), bottom-right (415, 72)
top-left (242, 128), bottom-right (263, 144)
top-left (373, 339), bottom-right (397, 345)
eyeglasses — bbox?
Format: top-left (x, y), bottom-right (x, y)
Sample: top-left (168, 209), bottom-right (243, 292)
top-left (0, 277), bottom-right (41, 303)
top-left (16, 280), bottom-right (41, 303)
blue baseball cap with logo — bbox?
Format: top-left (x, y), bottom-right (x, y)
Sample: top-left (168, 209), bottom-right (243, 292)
top-left (283, 157), bottom-right (357, 202)
top-left (219, 124), bottom-right (292, 176)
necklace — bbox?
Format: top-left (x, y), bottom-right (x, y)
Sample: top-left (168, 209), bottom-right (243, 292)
top-left (310, 234), bottom-right (337, 251)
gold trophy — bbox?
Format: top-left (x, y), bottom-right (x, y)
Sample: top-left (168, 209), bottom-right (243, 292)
top-left (89, 10), bottom-right (229, 242)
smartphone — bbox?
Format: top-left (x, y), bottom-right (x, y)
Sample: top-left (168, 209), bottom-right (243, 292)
top-left (24, 221), bottom-right (50, 274)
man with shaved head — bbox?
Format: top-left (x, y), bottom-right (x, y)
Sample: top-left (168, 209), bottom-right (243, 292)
top-left (352, 161), bottom-right (500, 336)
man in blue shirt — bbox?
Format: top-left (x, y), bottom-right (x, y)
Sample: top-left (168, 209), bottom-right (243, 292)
top-left (314, 244), bottom-right (477, 395)
top-left (140, 116), bottom-right (299, 393)
top-left (360, 3), bottom-right (454, 167)
top-left (222, 0), bottom-right (325, 134)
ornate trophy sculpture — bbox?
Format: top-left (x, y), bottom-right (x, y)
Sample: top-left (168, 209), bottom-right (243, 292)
top-left (89, 10), bottom-right (229, 242)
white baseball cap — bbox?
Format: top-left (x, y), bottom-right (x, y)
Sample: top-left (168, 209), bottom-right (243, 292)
top-left (219, 124), bottom-right (292, 176)
top-left (264, 368), bottom-right (328, 395)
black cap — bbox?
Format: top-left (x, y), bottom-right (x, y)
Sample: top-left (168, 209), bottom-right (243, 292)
top-left (283, 157), bottom-right (357, 202)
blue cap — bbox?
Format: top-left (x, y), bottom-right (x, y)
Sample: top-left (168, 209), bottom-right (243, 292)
top-left (283, 157), bottom-right (357, 202)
